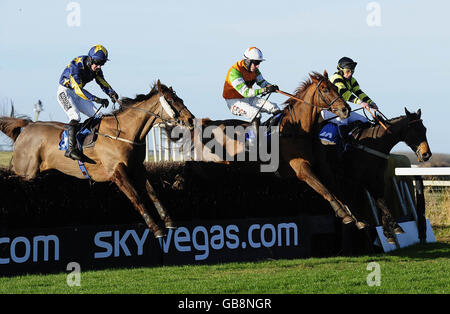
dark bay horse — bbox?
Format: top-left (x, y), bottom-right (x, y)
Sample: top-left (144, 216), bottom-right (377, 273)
top-left (336, 108), bottom-right (431, 243)
top-left (194, 71), bottom-right (364, 227)
top-left (0, 81), bottom-right (195, 238)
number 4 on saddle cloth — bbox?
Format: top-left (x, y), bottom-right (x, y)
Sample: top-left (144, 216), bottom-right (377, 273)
top-left (58, 116), bottom-right (102, 179)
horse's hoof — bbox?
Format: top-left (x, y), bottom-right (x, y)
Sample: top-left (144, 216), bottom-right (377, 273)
top-left (394, 226), bottom-right (405, 234)
top-left (164, 217), bottom-right (177, 229)
top-left (386, 237), bottom-right (396, 245)
top-left (342, 215), bottom-right (354, 224)
top-left (355, 221), bottom-right (367, 230)
top-left (154, 229), bottom-right (166, 238)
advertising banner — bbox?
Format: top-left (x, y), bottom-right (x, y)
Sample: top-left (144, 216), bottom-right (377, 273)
top-left (0, 215), bottom-right (335, 276)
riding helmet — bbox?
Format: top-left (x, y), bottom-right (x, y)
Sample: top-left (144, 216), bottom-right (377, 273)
top-left (88, 45), bottom-right (109, 65)
top-left (243, 47), bottom-right (265, 61)
top-left (337, 57), bottom-right (357, 71)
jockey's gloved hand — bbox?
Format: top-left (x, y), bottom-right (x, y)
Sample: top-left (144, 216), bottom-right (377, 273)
top-left (266, 85), bottom-right (279, 94)
top-left (109, 91), bottom-right (119, 103)
top-left (369, 102), bottom-right (378, 110)
top-left (94, 97), bottom-right (109, 108)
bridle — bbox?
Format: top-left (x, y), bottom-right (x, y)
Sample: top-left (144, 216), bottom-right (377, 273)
top-left (281, 77), bottom-right (347, 123)
top-left (116, 95), bottom-right (190, 128)
top-left (314, 78), bottom-right (342, 109)
top-left (95, 93), bottom-right (193, 146)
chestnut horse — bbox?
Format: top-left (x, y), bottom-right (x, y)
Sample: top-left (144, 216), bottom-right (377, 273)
top-left (335, 108), bottom-right (431, 243)
top-left (194, 71), bottom-right (364, 227)
top-left (0, 81), bottom-right (195, 238)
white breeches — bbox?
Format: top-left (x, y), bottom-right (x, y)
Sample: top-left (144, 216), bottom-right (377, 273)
top-left (57, 85), bottom-right (97, 122)
top-left (226, 97), bottom-right (279, 121)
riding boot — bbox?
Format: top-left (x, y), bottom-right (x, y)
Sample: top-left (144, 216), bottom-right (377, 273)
top-left (245, 116), bottom-right (260, 149)
top-left (65, 120), bottom-right (83, 161)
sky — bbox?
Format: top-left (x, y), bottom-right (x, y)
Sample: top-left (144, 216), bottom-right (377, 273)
top-left (1, 0), bottom-right (449, 154)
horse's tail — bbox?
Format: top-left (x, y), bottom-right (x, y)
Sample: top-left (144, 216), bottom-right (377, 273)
top-left (0, 116), bottom-right (32, 142)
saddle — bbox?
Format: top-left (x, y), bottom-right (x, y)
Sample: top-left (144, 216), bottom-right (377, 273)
top-left (59, 116), bottom-right (102, 152)
top-left (78, 116), bottom-right (102, 149)
top-left (245, 112), bottom-right (284, 149)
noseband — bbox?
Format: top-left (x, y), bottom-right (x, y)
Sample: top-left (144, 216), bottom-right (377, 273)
top-left (315, 78), bottom-right (342, 109)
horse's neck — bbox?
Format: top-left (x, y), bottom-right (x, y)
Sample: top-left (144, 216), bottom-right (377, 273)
top-left (292, 87), bottom-right (318, 133)
top-left (361, 117), bottom-right (406, 154)
top-left (116, 97), bottom-right (160, 142)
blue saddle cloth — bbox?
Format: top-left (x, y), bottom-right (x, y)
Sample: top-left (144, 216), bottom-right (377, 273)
top-left (58, 128), bottom-right (91, 151)
top-left (318, 123), bottom-right (340, 145)
top-left (58, 117), bottom-right (101, 151)
top-left (245, 112), bottom-right (284, 142)
top-left (58, 117), bottom-right (101, 180)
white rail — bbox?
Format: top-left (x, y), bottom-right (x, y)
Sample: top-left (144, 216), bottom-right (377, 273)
top-left (145, 124), bottom-right (188, 162)
top-left (395, 167), bottom-right (450, 176)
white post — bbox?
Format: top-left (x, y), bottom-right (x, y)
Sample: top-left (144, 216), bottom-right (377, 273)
top-left (158, 125), bottom-right (163, 162)
top-left (151, 128), bottom-right (157, 162)
top-left (145, 134), bottom-right (149, 162)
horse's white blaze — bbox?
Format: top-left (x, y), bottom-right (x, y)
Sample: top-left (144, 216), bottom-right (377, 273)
top-left (160, 96), bottom-right (176, 119)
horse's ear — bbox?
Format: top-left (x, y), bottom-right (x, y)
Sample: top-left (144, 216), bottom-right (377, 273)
top-left (323, 70), bottom-right (328, 79)
top-left (157, 79), bottom-right (162, 94)
top-left (417, 108), bottom-right (422, 118)
top-left (309, 73), bottom-right (318, 82)
top-left (404, 107), bottom-right (411, 116)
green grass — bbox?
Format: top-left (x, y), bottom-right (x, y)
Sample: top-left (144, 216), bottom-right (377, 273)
top-left (0, 239), bottom-right (449, 294)
top-left (0, 151), bottom-right (12, 168)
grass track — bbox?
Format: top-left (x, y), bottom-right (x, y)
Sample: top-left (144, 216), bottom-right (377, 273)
top-left (0, 239), bottom-right (449, 294)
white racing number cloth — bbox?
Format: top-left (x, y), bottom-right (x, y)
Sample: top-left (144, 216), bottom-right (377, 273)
top-left (321, 109), bottom-right (368, 126)
top-left (57, 85), bottom-right (97, 122)
top-left (226, 97), bottom-right (279, 121)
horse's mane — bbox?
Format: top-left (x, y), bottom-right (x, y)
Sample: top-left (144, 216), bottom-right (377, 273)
top-left (284, 72), bottom-right (331, 106)
top-left (107, 82), bottom-right (175, 116)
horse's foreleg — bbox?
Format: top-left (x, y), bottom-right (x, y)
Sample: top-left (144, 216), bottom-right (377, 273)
top-left (145, 180), bottom-right (176, 229)
top-left (112, 162), bottom-right (164, 238)
top-left (291, 159), bottom-right (363, 227)
top-left (376, 197), bottom-right (405, 241)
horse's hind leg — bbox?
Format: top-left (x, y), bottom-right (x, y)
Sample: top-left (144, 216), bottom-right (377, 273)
top-left (12, 152), bottom-right (40, 180)
top-left (112, 162), bottom-right (164, 238)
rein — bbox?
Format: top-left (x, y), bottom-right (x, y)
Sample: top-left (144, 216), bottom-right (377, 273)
top-left (277, 78), bottom-right (340, 110)
top-left (96, 94), bottom-right (186, 146)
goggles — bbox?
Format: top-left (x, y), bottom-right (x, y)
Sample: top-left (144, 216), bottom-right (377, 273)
top-left (251, 60), bottom-right (262, 66)
top-left (92, 58), bottom-right (106, 66)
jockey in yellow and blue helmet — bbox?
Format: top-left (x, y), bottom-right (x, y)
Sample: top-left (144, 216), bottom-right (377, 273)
top-left (88, 44), bottom-right (109, 65)
top-left (57, 44), bottom-right (118, 160)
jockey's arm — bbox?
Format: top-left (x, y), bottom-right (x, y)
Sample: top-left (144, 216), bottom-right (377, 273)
top-left (69, 74), bottom-right (95, 101)
top-left (331, 74), bottom-right (375, 108)
top-left (350, 78), bottom-right (375, 107)
top-left (95, 70), bottom-right (116, 97)
top-left (67, 60), bottom-right (96, 101)
top-left (229, 68), bottom-right (264, 98)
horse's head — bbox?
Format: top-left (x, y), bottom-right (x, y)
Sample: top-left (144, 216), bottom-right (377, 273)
top-left (156, 80), bottom-right (195, 131)
top-left (310, 70), bottom-right (350, 119)
top-left (402, 108), bottom-right (432, 162)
